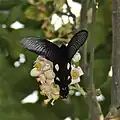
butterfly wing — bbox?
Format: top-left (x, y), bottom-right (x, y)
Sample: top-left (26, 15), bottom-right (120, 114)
top-left (67, 30), bottom-right (88, 60)
top-left (21, 37), bottom-right (60, 62)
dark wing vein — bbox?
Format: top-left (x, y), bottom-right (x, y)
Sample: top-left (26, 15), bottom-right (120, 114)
top-left (67, 30), bottom-right (88, 60)
top-left (21, 37), bottom-right (60, 62)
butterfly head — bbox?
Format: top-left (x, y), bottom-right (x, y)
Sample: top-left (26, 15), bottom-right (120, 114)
top-left (54, 75), bottom-right (71, 98)
top-left (60, 84), bottom-right (69, 98)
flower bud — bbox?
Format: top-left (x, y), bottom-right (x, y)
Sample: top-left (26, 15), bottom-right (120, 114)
top-left (44, 70), bottom-right (55, 80)
top-left (72, 52), bottom-right (81, 62)
top-left (43, 64), bottom-right (51, 71)
top-left (30, 68), bottom-right (40, 77)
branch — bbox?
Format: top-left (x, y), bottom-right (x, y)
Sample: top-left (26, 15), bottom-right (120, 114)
top-left (87, 0), bottom-right (103, 119)
top-left (111, 0), bottom-right (120, 107)
top-left (80, 0), bottom-right (88, 87)
top-left (105, 0), bottom-right (120, 119)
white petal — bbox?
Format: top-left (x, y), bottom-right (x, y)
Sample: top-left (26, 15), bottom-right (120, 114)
top-left (30, 68), bottom-right (40, 77)
top-left (77, 67), bottom-right (84, 76)
top-left (70, 77), bottom-right (80, 84)
top-left (21, 90), bottom-right (39, 104)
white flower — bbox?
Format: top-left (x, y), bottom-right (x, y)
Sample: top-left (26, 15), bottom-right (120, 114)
top-left (70, 66), bottom-right (84, 84)
top-left (30, 68), bottom-right (40, 77)
top-left (72, 52), bottom-right (81, 62)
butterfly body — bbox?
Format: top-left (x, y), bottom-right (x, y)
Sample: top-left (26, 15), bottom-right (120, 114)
top-left (21, 30), bottom-right (88, 98)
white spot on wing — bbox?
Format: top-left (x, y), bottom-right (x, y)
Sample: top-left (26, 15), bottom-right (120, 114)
top-left (55, 64), bottom-right (59, 71)
top-left (56, 77), bottom-right (60, 81)
top-left (68, 76), bottom-right (70, 79)
top-left (67, 63), bottom-right (70, 70)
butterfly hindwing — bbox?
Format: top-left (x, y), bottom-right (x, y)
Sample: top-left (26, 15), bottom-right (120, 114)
top-left (67, 30), bottom-right (88, 60)
top-left (21, 37), bottom-right (60, 62)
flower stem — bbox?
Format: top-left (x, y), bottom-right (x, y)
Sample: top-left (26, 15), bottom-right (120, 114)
top-left (69, 83), bottom-right (87, 97)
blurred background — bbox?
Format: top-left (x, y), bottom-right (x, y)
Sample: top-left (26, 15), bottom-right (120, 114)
top-left (0, 0), bottom-right (112, 120)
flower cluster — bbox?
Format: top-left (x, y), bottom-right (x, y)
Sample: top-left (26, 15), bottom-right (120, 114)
top-left (30, 53), bottom-right (84, 105)
top-left (30, 56), bottom-right (59, 105)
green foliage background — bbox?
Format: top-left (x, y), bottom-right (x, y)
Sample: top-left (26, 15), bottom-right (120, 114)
top-left (0, 0), bottom-right (112, 119)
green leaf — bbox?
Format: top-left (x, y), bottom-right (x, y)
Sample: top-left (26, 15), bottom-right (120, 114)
top-left (0, 11), bottom-right (9, 24)
top-left (6, 5), bottom-right (24, 26)
top-left (0, 37), bottom-right (10, 56)
top-left (0, 0), bottom-right (23, 10)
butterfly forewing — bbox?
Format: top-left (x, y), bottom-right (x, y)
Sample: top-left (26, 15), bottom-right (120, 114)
top-left (21, 37), bottom-right (61, 62)
top-left (67, 30), bottom-right (88, 60)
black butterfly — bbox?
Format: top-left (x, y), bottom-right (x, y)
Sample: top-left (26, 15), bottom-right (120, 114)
top-left (21, 30), bottom-right (88, 98)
